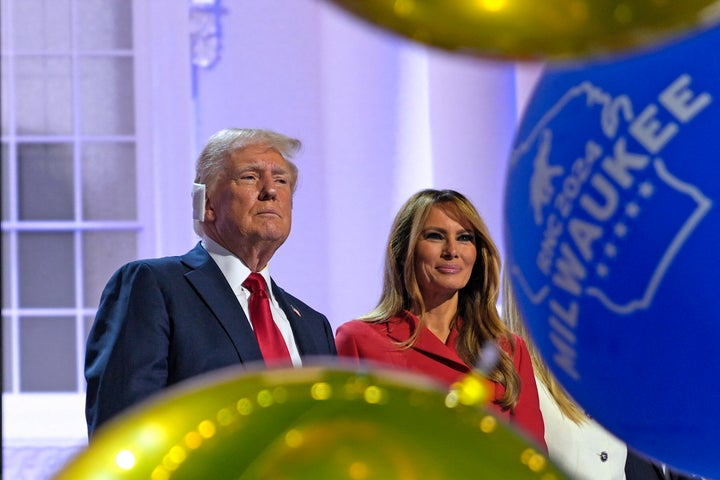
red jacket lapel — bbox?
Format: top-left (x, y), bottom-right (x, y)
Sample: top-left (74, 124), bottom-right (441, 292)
top-left (384, 311), bottom-right (470, 373)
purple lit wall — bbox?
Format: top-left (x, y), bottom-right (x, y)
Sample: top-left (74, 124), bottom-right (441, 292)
top-left (189, 1), bottom-right (541, 330)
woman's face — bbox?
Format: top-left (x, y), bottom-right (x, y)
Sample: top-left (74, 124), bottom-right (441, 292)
top-left (414, 204), bottom-right (477, 306)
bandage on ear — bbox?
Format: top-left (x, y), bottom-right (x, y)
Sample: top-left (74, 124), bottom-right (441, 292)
top-left (192, 183), bottom-right (206, 222)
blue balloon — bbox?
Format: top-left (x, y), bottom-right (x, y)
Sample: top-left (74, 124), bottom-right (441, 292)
top-left (505, 26), bottom-right (720, 478)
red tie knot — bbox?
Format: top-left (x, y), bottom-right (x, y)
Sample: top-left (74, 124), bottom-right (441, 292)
top-left (243, 272), bottom-right (268, 296)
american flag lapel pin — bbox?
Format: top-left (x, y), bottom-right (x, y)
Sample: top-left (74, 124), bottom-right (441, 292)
top-left (291, 305), bottom-right (302, 317)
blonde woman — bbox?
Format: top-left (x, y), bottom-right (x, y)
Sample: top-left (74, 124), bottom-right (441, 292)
top-left (336, 189), bottom-right (545, 449)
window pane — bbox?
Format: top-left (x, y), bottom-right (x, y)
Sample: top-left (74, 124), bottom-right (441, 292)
top-left (1, 55), bottom-right (10, 136)
top-left (1, 0), bottom-right (10, 50)
top-left (79, 57), bottom-right (135, 135)
top-left (84, 315), bottom-right (95, 344)
top-left (15, 57), bottom-right (73, 135)
top-left (3, 316), bottom-right (12, 392)
top-left (82, 142), bottom-right (137, 220)
top-left (77, 0), bottom-right (133, 50)
top-left (13, 0), bottom-right (72, 52)
top-left (83, 231), bottom-right (137, 309)
top-left (18, 143), bottom-right (74, 220)
top-left (19, 316), bottom-right (77, 392)
top-left (2, 232), bottom-right (11, 309)
top-left (18, 232), bottom-right (75, 308)
top-left (2, 143), bottom-right (10, 220)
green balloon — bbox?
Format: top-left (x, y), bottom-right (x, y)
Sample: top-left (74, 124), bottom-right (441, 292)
top-left (57, 364), bottom-right (566, 479)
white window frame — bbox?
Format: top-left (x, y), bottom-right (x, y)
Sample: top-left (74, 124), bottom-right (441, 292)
top-left (3, 0), bottom-right (196, 451)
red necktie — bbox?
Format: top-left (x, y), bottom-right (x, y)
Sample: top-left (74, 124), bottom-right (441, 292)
top-left (242, 273), bottom-right (292, 365)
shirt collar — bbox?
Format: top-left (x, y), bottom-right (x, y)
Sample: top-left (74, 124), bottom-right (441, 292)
top-left (201, 236), bottom-right (274, 298)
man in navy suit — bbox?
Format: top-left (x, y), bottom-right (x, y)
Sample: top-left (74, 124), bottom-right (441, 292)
top-left (85, 128), bottom-right (336, 437)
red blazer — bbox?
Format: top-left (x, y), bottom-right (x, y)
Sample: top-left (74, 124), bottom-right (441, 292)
top-left (335, 311), bottom-right (546, 450)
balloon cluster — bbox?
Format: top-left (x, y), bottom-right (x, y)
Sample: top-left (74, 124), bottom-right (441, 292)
top-left (57, 365), bottom-right (564, 479)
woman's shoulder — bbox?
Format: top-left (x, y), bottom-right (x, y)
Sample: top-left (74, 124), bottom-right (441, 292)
top-left (336, 319), bottom-right (386, 336)
top-left (496, 332), bottom-right (527, 352)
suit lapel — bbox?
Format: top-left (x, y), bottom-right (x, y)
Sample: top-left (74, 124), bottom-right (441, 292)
top-left (181, 243), bottom-right (264, 363)
top-left (271, 280), bottom-right (314, 355)
top-left (386, 311), bottom-right (469, 371)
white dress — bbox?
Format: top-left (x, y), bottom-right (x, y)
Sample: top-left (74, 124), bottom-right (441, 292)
top-left (537, 378), bottom-right (627, 480)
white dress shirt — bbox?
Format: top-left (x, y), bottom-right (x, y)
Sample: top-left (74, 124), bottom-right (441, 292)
top-left (202, 237), bottom-right (302, 366)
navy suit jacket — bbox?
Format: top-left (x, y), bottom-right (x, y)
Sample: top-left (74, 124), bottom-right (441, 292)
top-left (85, 242), bottom-right (336, 436)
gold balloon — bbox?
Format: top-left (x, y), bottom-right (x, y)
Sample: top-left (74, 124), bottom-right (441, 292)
top-left (325, 0), bottom-right (720, 59)
top-left (56, 364), bottom-right (567, 479)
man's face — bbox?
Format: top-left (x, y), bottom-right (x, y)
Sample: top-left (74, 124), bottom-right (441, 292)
top-left (204, 145), bottom-right (293, 258)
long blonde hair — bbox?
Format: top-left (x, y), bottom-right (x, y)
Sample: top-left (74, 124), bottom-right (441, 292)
top-left (501, 269), bottom-right (585, 423)
top-left (360, 189), bottom-right (521, 410)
